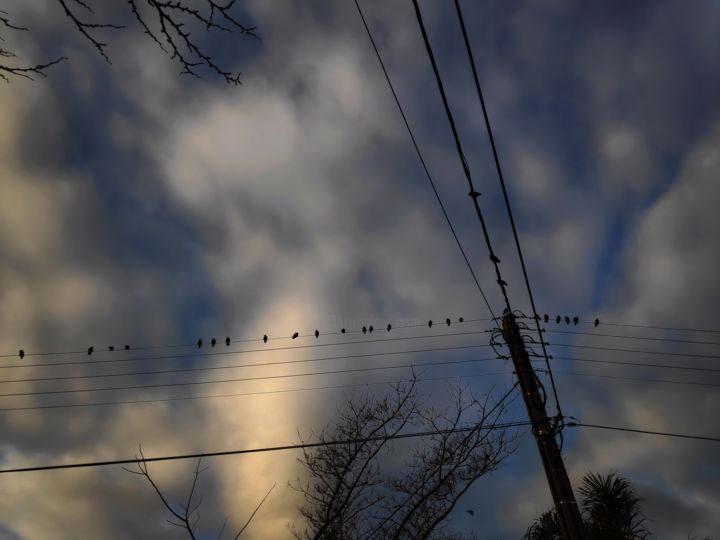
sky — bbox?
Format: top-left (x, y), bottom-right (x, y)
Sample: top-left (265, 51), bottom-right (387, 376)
top-left (1, 0), bottom-right (719, 538)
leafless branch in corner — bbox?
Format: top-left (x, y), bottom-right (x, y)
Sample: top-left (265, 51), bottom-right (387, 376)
top-left (123, 445), bottom-right (275, 539)
top-left (292, 377), bottom-right (520, 540)
top-left (0, 10), bottom-right (65, 82)
top-left (1, 1), bottom-right (258, 83)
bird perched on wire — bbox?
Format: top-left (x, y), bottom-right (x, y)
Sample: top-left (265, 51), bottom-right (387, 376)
top-left (292, 332), bottom-right (299, 339)
top-left (446, 318), bottom-right (451, 326)
top-left (314, 330), bottom-right (319, 339)
top-left (573, 316), bottom-right (579, 325)
top-left (225, 337), bottom-right (231, 346)
top-left (564, 316), bottom-right (570, 324)
top-left (369, 325), bottom-right (374, 334)
top-left (341, 328), bottom-right (346, 334)
top-left (594, 318), bottom-right (600, 327)
top-left (556, 315), bottom-right (561, 324)
top-left (387, 323), bottom-right (392, 332)
top-left (197, 339), bottom-right (202, 349)
top-left (87, 346), bottom-right (94, 355)
top-left (428, 320), bottom-right (433, 328)
top-left (124, 345), bottom-right (130, 350)
top-left (263, 334), bottom-right (268, 343)
top-left (459, 317), bottom-right (464, 322)
top-left (211, 338), bottom-right (217, 347)
top-left (544, 314), bottom-right (549, 323)
top-left (362, 326), bottom-right (367, 334)
top-left (19, 349), bottom-right (24, 360)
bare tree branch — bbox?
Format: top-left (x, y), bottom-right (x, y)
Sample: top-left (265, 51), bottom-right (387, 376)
top-left (0, 10), bottom-right (65, 82)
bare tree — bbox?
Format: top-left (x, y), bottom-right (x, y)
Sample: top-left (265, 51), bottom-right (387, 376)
top-left (0, 0), bottom-right (258, 83)
top-left (292, 378), bottom-right (519, 540)
top-left (123, 446), bottom-right (275, 540)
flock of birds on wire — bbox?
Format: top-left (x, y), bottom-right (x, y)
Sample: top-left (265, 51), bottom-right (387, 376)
top-left (15, 314), bottom-right (599, 360)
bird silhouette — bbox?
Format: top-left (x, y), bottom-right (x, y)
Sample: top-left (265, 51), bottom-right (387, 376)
top-left (428, 320), bottom-right (433, 328)
top-left (263, 334), bottom-right (268, 343)
top-left (87, 346), bottom-right (94, 355)
top-left (573, 316), bottom-right (579, 325)
top-left (124, 345), bottom-right (130, 350)
top-left (466, 510), bottom-right (475, 516)
top-left (362, 326), bottom-right (367, 334)
top-left (225, 337), bottom-right (231, 346)
top-left (197, 339), bottom-right (202, 349)
top-left (292, 332), bottom-right (299, 339)
top-left (490, 254), bottom-right (501, 263)
top-left (211, 338), bottom-right (217, 347)
top-left (341, 328), bottom-right (346, 333)
top-left (459, 317), bottom-right (464, 322)
top-left (565, 316), bottom-right (570, 324)
top-left (446, 318), bottom-right (451, 326)
top-left (19, 350), bottom-right (24, 360)
top-left (594, 318), bottom-right (600, 327)
top-left (369, 325), bottom-right (374, 333)
top-left (315, 330), bottom-right (319, 339)
top-left (497, 279), bottom-right (508, 287)
top-left (556, 315), bottom-right (561, 324)
top-left (387, 323), bottom-right (392, 332)
top-left (108, 346), bottom-right (114, 351)
top-left (544, 314), bottom-right (549, 323)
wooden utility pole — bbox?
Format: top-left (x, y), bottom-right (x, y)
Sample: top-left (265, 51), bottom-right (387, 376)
top-left (501, 312), bottom-right (586, 539)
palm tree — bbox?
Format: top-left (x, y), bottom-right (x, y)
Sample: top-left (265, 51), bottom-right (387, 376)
top-left (524, 471), bottom-right (652, 539)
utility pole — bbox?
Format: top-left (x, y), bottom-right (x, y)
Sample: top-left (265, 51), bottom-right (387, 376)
top-left (501, 312), bottom-right (586, 539)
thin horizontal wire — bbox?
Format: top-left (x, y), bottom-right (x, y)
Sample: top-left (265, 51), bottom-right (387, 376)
top-left (0, 419), bottom-right (532, 474)
top-left (0, 317), bottom-right (491, 359)
top-left (0, 357), bottom-right (505, 398)
top-left (0, 329), bottom-right (491, 370)
top-left (555, 370), bottom-right (720, 388)
top-left (576, 320), bottom-right (720, 334)
top-left (549, 355), bottom-right (720, 373)
top-left (545, 329), bottom-right (720, 347)
top-left (0, 343), bottom-right (492, 384)
top-left (0, 370), bottom-right (514, 413)
top-left (548, 343), bottom-right (720, 359)
top-left (568, 422), bottom-right (720, 443)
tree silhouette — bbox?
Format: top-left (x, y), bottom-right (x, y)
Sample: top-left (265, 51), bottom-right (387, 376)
top-left (524, 471), bottom-right (652, 540)
top-left (0, 0), bottom-right (258, 83)
top-left (292, 378), bottom-right (518, 539)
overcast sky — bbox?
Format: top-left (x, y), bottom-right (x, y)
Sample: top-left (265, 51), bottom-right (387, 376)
top-left (1, 0), bottom-right (719, 538)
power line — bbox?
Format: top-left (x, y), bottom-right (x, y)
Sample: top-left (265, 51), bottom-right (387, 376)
top-left (555, 370), bottom-right (720, 388)
top-left (549, 343), bottom-right (720, 359)
top-left (451, 0), bottom-right (562, 419)
top-left (545, 329), bottom-right (720, 347)
top-left (568, 421), bottom-right (720, 443)
top-left (0, 343), bottom-right (492, 384)
top-left (0, 370), bottom-right (515, 413)
top-left (0, 317), bottom-right (491, 359)
top-left (0, 329), bottom-right (491, 370)
top-left (0, 419), bottom-right (531, 474)
top-left (548, 355), bottom-right (720, 373)
top-left (352, 0), bottom-right (495, 320)
top-left (0, 356), bottom-right (507, 398)
top-left (577, 319), bottom-right (720, 335)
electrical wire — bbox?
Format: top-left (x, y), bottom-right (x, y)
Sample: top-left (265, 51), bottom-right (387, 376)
top-left (547, 355), bottom-right (720, 373)
top-left (0, 343), bottom-right (493, 384)
top-left (0, 370), bottom-right (515, 413)
top-left (451, 0), bottom-right (563, 420)
top-left (545, 329), bottom-right (720, 347)
top-left (567, 421), bottom-right (720, 443)
top-left (0, 329), bottom-right (491, 370)
top-left (0, 317), bottom-right (491, 359)
top-left (577, 320), bottom-right (720, 334)
top-left (549, 343), bottom-right (720, 359)
top-left (0, 419), bottom-right (532, 474)
top-left (0, 356), bottom-right (507, 398)
top-left (353, 0), bottom-right (495, 320)
top-left (555, 370), bottom-right (720, 388)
